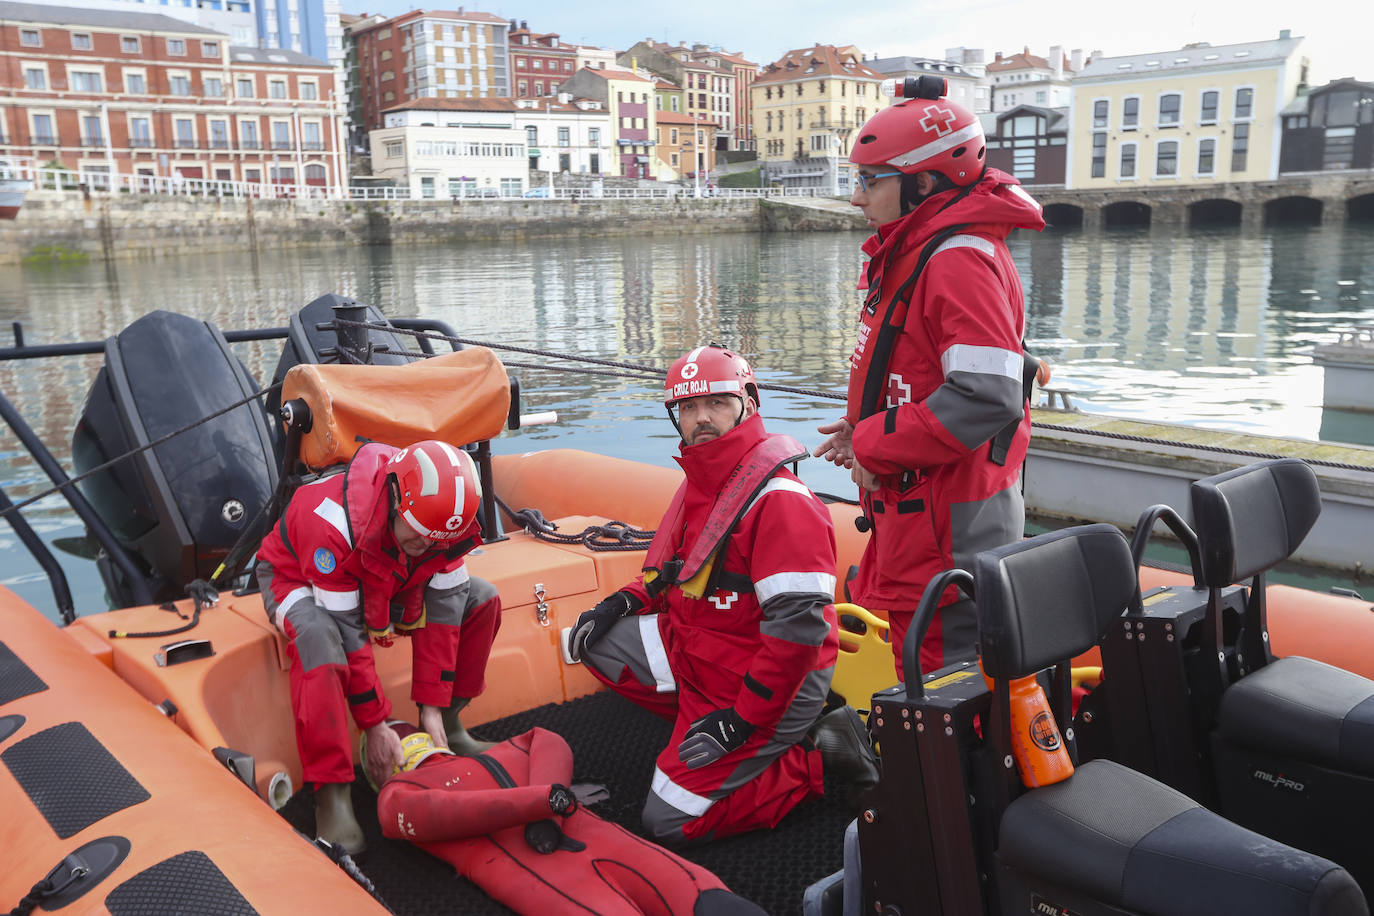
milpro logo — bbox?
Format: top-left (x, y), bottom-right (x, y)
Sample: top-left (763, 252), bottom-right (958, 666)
top-left (1030, 893), bottom-right (1079, 916)
top-left (1252, 768), bottom-right (1305, 793)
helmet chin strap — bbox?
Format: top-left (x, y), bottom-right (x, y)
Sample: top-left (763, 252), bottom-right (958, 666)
top-left (667, 395), bottom-right (749, 443)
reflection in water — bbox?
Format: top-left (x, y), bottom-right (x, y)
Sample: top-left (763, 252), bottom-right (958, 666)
top-left (0, 222), bottom-right (1371, 616)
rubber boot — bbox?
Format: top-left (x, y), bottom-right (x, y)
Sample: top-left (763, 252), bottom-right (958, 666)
top-left (811, 706), bottom-right (880, 791)
top-left (314, 782), bottom-right (365, 856)
top-left (442, 696), bottom-right (498, 756)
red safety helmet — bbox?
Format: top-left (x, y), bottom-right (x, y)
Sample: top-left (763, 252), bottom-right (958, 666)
top-left (386, 440), bottom-right (481, 542)
top-left (850, 76), bottom-right (986, 187)
top-left (664, 344), bottom-right (760, 408)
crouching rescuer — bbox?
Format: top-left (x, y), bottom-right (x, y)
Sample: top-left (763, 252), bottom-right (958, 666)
top-left (564, 344), bottom-right (880, 847)
top-left (256, 439), bottom-right (502, 855)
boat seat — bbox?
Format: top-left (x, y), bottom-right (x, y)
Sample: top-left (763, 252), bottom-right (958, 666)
top-left (999, 757), bottom-right (1366, 915)
top-left (1217, 656), bottom-right (1374, 777)
top-left (974, 525), bottom-right (1367, 916)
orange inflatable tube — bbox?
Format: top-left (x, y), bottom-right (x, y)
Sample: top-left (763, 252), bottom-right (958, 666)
top-left (0, 590), bottom-right (385, 914)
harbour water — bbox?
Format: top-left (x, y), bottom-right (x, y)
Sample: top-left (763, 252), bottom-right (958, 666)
top-left (1, 219), bottom-right (1372, 617)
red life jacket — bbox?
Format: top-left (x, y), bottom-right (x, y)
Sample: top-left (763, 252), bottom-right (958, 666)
top-left (643, 431), bottom-right (807, 599)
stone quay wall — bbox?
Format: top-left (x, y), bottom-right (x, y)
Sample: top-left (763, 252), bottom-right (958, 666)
top-left (0, 194), bottom-right (792, 265)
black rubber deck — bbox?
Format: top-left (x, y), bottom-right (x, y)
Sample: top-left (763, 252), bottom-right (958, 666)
top-left (280, 691), bottom-right (864, 915)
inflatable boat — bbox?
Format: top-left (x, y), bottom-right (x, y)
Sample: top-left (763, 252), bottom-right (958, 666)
top-left (2, 297), bottom-right (1372, 915)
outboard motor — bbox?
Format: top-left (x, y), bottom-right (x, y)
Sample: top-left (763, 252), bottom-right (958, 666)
top-left (71, 310), bottom-right (279, 606)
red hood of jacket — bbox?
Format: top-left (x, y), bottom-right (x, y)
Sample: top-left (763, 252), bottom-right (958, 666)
top-left (858, 167), bottom-right (1045, 289)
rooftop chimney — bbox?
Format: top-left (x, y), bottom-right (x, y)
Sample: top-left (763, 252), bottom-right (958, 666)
top-left (520, 19), bottom-right (527, 29)
top-left (1070, 48), bottom-right (1083, 72)
top-left (994, 51), bottom-right (1003, 63)
top-left (1279, 28), bottom-right (1291, 39)
top-left (1050, 44), bottom-right (1063, 78)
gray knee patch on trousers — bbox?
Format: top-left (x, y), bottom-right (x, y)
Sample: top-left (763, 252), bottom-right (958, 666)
top-left (641, 792), bottom-right (694, 847)
top-left (286, 605), bottom-right (347, 670)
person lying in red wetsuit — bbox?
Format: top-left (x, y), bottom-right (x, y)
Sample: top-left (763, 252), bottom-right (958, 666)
top-left (364, 721), bottom-right (766, 916)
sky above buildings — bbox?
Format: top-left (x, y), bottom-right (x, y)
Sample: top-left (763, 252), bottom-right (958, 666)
top-left (352, 0), bottom-right (1361, 85)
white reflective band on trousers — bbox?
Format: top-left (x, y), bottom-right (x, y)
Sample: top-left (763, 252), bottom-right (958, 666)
top-left (641, 614), bottom-right (677, 693)
top-left (652, 765), bottom-right (715, 817)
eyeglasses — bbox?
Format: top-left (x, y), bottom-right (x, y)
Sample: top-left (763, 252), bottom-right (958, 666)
top-left (854, 170), bottom-right (902, 192)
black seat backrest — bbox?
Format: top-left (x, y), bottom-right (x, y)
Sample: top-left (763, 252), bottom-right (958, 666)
top-left (976, 524), bottom-right (1138, 681)
top-left (1190, 458), bottom-right (1320, 587)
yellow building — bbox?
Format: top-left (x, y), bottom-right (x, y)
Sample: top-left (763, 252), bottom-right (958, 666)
top-left (752, 45), bottom-right (887, 194)
top-left (1067, 31), bottom-right (1308, 189)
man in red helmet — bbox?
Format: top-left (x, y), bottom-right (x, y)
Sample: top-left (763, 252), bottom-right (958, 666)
top-left (256, 439), bottom-right (502, 855)
top-left (814, 75), bottom-right (1045, 683)
top-left (564, 344), bottom-right (878, 847)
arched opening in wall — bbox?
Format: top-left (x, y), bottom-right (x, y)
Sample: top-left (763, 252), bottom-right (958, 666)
top-left (1348, 194), bottom-right (1374, 222)
top-left (1042, 203), bottom-right (1083, 229)
top-left (1264, 196), bottom-right (1322, 225)
top-left (1188, 199), bottom-right (1242, 227)
top-left (1103, 201), bottom-right (1150, 228)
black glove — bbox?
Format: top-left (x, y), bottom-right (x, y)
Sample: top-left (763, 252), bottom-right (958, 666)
top-left (524, 819), bottom-right (563, 854)
top-left (548, 783), bottom-right (577, 816)
top-left (677, 707), bottom-right (755, 769)
top-left (568, 591), bottom-right (642, 662)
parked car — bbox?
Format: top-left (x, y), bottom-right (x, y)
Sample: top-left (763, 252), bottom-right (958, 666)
top-left (523, 187), bottom-right (551, 198)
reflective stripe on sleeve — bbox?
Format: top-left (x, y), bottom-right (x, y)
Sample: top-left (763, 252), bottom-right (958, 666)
top-left (312, 584), bottom-right (360, 612)
top-left (640, 614), bottom-right (677, 693)
top-left (754, 571), bottom-right (838, 605)
top-left (651, 766), bottom-right (715, 817)
top-left (742, 477), bottom-right (814, 518)
top-left (940, 344), bottom-right (1022, 381)
top-left (428, 566), bottom-right (470, 591)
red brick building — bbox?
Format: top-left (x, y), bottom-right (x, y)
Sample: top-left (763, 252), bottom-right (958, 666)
top-left (0, 3), bottom-right (344, 188)
top-left (349, 8), bottom-right (511, 133)
top-left (506, 21), bottom-right (578, 99)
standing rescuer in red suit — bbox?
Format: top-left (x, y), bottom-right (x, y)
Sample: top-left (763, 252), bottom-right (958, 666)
top-left (814, 75), bottom-right (1045, 683)
top-left (255, 439), bottom-right (503, 856)
top-left (565, 345), bottom-right (879, 847)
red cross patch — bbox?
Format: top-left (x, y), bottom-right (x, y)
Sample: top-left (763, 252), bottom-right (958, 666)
top-left (919, 106), bottom-right (958, 137)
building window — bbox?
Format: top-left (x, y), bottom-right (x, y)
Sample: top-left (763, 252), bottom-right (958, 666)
top-left (301, 122), bottom-right (322, 149)
top-left (1197, 138), bottom-right (1215, 175)
top-left (1234, 87), bottom-right (1253, 119)
top-left (1119, 142), bottom-right (1136, 178)
top-left (121, 35), bottom-right (140, 53)
top-left (130, 117), bottom-right (152, 146)
top-left (1122, 96), bottom-right (1139, 129)
top-left (381, 70), bottom-right (394, 81)
top-left (533, 59), bottom-right (542, 69)
top-left (174, 118), bottom-right (194, 148)
top-left (32, 113), bottom-right (54, 144)
top-left (23, 67), bottom-right (46, 90)
top-left (71, 71), bottom-right (103, 92)
top-left (271, 121), bottom-right (290, 149)
top-left (202, 41), bottom-right (220, 57)
top-left (1092, 99), bottom-right (1109, 128)
top-left (71, 32), bottom-right (92, 50)
top-left (269, 79), bottom-right (287, 98)
top-left (501, 177), bottom-right (522, 196)
top-left (167, 38), bottom-right (186, 56)
top-left (169, 74), bottom-right (191, 95)
top-left (240, 121), bottom-right (259, 148)
top-left (1158, 93), bottom-right (1180, 126)
top-left (209, 120), bottom-right (229, 148)
top-left (588, 128), bottom-right (599, 144)
top-left (525, 125), bottom-right (537, 145)
top-left (20, 29), bottom-right (41, 47)
top-left (126, 71), bottom-right (146, 94)
top-left (420, 177), bottom-right (435, 198)
top-left (300, 81), bottom-right (317, 100)
top-left (518, 80), bottom-right (528, 94)
top-left (1232, 122), bottom-right (1249, 171)
top-left (557, 126), bottom-right (569, 146)
top-left (204, 76), bottom-right (223, 97)
top-left (1091, 131), bottom-right (1106, 177)
top-left (1200, 90), bottom-right (1218, 124)
top-left (1156, 140), bottom-right (1178, 176)
top-left (385, 140), bottom-right (403, 157)
top-left (236, 77), bottom-right (254, 98)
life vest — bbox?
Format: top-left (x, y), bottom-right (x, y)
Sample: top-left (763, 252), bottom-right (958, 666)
top-left (643, 433), bottom-right (807, 599)
top-left (335, 443), bottom-right (479, 638)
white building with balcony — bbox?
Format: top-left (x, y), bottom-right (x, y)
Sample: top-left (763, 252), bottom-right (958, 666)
top-left (370, 98), bottom-right (526, 197)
